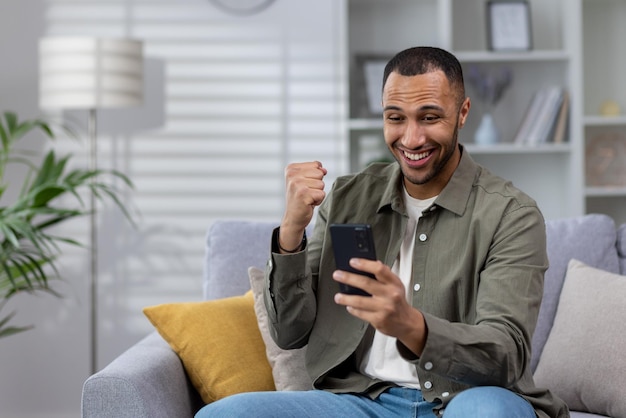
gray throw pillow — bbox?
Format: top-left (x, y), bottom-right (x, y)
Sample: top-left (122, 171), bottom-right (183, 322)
top-left (533, 259), bottom-right (626, 417)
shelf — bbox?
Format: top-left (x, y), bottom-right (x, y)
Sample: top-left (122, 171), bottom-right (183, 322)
top-left (586, 187), bottom-right (626, 197)
top-left (454, 50), bottom-right (570, 63)
top-left (584, 115), bottom-right (626, 127)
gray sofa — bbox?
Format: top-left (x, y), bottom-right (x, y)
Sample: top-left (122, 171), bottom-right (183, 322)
top-left (82, 214), bottom-right (626, 418)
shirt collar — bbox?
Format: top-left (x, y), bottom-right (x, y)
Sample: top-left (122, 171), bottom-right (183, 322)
top-left (377, 144), bottom-right (479, 217)
top-left (377, 164), bottom-right (404, 215)
top-left (434, 145), bottom-right (479, 216)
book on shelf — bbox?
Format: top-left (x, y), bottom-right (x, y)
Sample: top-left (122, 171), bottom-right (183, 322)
top-left (513, 90), bottom-right (546, 145)
top-left (551, 90), bottom-right (569, 144)
top-left (513, 86), bottom-right (567, 145)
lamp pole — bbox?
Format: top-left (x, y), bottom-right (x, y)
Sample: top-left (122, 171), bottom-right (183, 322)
top-left (88, 108), bottom-right (98, 375)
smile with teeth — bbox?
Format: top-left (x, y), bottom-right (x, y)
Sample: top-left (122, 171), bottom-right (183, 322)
top-left (403, 150), bottom-right (431, 161)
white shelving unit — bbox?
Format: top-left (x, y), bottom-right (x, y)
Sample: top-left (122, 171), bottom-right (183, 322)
top-left (345, 0), bottom-right (584, 221)
top-left (582, 0), bottom-right (626, 225)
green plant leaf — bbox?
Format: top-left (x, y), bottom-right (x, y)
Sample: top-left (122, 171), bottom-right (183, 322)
top-left (29, 150), bottom-right (57, 191)
top-left (0, 325), bottom-right (32, 339)
top-left (32, 185), bottom-right (67, 208)
top-left (4, 112), bottom-right (18, 136)
top-left (0, 248), bottom-right (55, 298)
top-left (1, 259), bottom-right (19, 292)
top-left (11, 121), bottom-right (41, 143)
top-left (0, 117), bottom-right (8, 152)
top-left (33, 210), bottom-right (85, 231)
top-left (32, 120), bottom-right (54, 139)
top-left (0, 221), bottom-right (20, 248)
top-left (0, 311), bottom-right (33, 339)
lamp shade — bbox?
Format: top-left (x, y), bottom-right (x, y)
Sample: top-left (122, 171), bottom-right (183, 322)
top-left (39, 37), bottom-right (143, 109)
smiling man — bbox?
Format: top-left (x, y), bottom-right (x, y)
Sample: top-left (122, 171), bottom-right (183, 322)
top-left (196, 47), bottom-right (569, 418)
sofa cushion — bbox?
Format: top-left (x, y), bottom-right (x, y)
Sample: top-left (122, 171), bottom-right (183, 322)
top-left (203, 220), bottom-right (277, 300)
top-left (143, 292), bottom-right (275, 404)
top-left (533, 214), bottom-right (619, 371)
top-left (533, 259), bottom-right (626, 417)
top-left (570, 412), bottom-right (611, 418)
top-left (203, 221), bottom-right (313, 301)
top-left (248, 266), bottom-right (313, 391)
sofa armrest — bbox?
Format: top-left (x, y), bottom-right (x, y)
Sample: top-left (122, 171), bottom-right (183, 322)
top-left (82, 331), bottom-right (203, 418)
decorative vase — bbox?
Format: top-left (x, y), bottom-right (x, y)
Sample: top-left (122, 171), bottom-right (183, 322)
top-left (474, 113), bottom-right (499, 146)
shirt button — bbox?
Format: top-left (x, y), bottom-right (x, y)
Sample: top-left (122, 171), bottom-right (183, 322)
top-left (442, 392), bottom-right (450, 398)
top-left (423, 381), bottom-right (433, 390)
top-left (413, 283), bottom-right (421, 292)
top-left (424, 361), bottom-right (433, 370)
top-left (419, 233), bottom-right (428, 242)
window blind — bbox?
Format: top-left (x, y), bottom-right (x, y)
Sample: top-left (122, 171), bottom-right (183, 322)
top-left (44, 0), bottom-right (347, 366)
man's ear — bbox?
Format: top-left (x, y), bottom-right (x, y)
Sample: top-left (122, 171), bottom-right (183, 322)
top-left (458, 97), bottom-right (471, 128)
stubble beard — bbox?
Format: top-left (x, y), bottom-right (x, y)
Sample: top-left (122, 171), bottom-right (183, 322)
top-left (399, 123), bottom-right (459, 187)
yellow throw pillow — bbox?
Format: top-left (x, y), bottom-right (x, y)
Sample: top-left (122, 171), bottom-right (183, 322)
top-left (143, 291), bottom-right (276, 404)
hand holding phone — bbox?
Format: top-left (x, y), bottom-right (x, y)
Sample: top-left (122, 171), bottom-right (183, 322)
top-left (329, 224), bottom-right (377, 296)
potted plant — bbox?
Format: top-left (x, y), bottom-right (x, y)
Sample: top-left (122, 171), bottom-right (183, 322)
top-left (0, 111), bottom-right (133, 338)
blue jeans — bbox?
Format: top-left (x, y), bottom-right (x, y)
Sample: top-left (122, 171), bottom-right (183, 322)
top-left (195, 386), bottom-right (535, 418)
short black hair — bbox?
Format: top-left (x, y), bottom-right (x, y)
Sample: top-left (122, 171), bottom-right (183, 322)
top-left (382, 46), bottom-right (466, 104)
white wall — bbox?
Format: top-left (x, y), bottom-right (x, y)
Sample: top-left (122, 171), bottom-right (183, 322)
top-left (0, 1), bottom-right (346, 416)
top-left (0, 1), bottom-right (45, 116)
top-left (0, 1), bottom-right (91, 417)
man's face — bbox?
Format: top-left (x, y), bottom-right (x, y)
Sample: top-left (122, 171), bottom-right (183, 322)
top-left (382, 70), bottom-right (470, 199)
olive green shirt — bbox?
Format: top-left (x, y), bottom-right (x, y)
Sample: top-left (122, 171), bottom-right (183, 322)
top-left (265, 147), bottom-right (569, 418)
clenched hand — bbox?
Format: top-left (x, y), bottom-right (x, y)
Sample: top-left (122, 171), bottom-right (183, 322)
top-left (278, 161), bottom-right (327, 253)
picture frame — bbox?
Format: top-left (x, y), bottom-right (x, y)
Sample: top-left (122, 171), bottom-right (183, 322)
top-left (585, 131), bottom-right (626, 187)
top-left (487, 0), bottom-right (532, 51)
top-left (352, 54), bottom-right (390, 118)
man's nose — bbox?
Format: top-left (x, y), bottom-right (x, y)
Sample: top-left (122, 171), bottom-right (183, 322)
top-left (403, 120), bottom-right (427, 148)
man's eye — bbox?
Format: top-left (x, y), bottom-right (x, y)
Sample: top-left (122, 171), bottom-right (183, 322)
top-left (386, 115), bottom-right (402, 122)
top-left (423, 115), bottom-right (439, 122)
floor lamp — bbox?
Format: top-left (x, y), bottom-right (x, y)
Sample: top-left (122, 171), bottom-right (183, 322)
top-left (38, 37), bottom-right (143, 374)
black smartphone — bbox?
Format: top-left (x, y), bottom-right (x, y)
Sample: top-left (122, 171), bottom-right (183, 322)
top-left (329, 223), bottom-right (377, 296)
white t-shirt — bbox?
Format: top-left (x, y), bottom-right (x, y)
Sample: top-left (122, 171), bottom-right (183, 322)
top-left (358, 187), bottom-right (436, 389)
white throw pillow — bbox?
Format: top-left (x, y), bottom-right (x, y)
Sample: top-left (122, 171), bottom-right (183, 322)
top-left (248, 266), bottom-right (313, 391)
